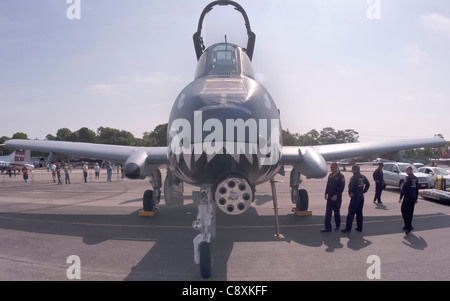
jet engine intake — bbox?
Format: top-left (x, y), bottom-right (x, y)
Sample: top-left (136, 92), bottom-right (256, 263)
top-left (283, 147), bottom-right (328, 179)
top-left (124, 150), bottom-right (152, 180)
top-left (294, 148), bottom-right (327, 179)
top-left (214, 175), bottom-right (254, 215)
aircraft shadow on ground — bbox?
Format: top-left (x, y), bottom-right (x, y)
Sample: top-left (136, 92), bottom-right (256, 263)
top-left (0, 200), bottom-right (449, 280)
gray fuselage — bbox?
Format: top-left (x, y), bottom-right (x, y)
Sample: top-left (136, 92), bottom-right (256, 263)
top-left (167, 43), bottom-right (282, 188)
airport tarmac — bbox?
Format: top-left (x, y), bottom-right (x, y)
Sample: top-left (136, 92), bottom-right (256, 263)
top-left (0, 166), bottom-right (449, 281)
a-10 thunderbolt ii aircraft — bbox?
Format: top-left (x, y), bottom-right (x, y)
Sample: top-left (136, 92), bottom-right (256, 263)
top-left (4, 1), bottom-right (446, 278)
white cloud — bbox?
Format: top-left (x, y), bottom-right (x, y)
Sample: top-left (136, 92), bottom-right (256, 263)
top-left (87, 84), bottom-right (117, 94)
top-left (422, 13), bottom-right (450, 39)
top-left (402, 43), bottom-right (429, 65)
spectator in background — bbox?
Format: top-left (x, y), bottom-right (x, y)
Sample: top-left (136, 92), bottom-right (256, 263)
top-left (82, 162), bottom-right (89, 183)
top-left (94, 163), bottom-right (101, 182)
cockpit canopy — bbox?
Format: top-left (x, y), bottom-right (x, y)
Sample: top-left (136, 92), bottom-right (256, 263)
top-left (195, 43), bottom-right (255, 79)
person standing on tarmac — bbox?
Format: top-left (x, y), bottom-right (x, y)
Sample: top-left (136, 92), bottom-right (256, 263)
top-left (321, 162), bottom-right (345, 232)
top-left (64, 163), bottom-right (71, 184)
top-left (106, 161), bottom-right (112, 182)
top-left (56, 163), bottom-right (62, 184)
top-left (399, 166), bottom-right (419, 234)
top-left (94, 163), bottom-right (101, 182)
top-left (373, 163), bottom-right (384, 204)
top-left (22, 165), bottom-right (29, 186)
top-left (51, 163), bottom-right (57, 183)
top-left (342, 165), bottom-right (370, 234)
top-left (82, 162), bottom-right (89, 183)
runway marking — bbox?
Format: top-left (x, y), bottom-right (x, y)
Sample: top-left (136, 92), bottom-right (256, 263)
top-left (0, 215), bottom-right (192, 229)
top-left (0, 213), bottom-right (447, 230)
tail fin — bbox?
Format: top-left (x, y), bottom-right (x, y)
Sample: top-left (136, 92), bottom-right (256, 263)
top-left (438, 147), bottom-right (450, 159)
top-left (8, 149), bottom-right (32, 164)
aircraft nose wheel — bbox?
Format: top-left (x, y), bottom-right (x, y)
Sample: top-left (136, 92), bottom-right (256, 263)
top-left (192, 189), bottom-right (215, 279)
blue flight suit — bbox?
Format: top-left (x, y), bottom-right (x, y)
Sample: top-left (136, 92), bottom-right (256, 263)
top-left (344, 172), bottom-right (370, 232)
top-left (324, 171), bottom-right (345, 231)
top-left (400, 173), bottom-right (419, 231)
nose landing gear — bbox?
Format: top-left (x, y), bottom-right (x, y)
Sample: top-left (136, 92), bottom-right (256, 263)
top-left (192, 189), bottom-right (215, 279)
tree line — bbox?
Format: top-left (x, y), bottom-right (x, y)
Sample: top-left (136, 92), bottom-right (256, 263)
top-left (2, 125), bottom-right (358, 147)
top-left (0, 125), bottom-right (168, 148)
top-left (1, 125), bottom-right (446, 162)
top-left (44, 125), bottom-right (169, 147)
top-left (282, 127), bottom-right (359, 146)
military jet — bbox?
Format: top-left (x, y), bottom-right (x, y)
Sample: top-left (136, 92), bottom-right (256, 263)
top-left (430, 147), bottom-right (450, 166)
top-left (0, 149), bottom-right (34, 171)
top-left (4, 1), bottom-right (446, 278)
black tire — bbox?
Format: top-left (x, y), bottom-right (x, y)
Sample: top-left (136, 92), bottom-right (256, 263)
top-left (143, 190), bottom-right (154, 211)
top-left (297, 189), bottom-right (309, 211)
top-left (199, 242), bottom-right (212, 279)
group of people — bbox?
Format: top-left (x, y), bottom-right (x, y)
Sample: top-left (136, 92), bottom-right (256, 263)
top-left (50, 162), bottom-right (72, 184)
top-left (50, 161), bottom-right (123, 183)
top-left (86, 161), bottom-right (122, 182)
top-left (12, 161), bottom-right (124, 186)
top-left (322, 162), bottom-right (419, 235)
top-left (1, 164), bottom-right (33, 186)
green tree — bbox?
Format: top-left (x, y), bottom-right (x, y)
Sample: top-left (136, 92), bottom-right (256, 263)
top-left (0, 136), bottom-right (10, 144)
top-left (55, 128), bottom-right (74, 141)
top-left (142, 124), bottom-right (168, 146)
top-left (319, 127), bottom-right (338, 144)
top-left (46, 134), bottom-right (56, 140)
top-left (282, 127), bottom-right (359, 146)
top-left (299, 129), bottom-right (320, 146)
top-left (282, 129), bottom-right (300, 146)
top-left (97, 127), bottom-right (136, 146)
top-left (11, 132), bottom-right (28, 140)
top-left (0, 136), bottom-right (11, 155)
top-left (338, 129), bottom-right (359, 143)
top-left (76, 127), bottom-right (97, 143)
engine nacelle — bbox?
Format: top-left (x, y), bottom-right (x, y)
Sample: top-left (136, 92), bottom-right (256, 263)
top-left (124, 150), bottom-right (152, 180)
top-left (214, 175), bottom-right (254, 215)
top-left (292, 148), bottom-right (327, 179)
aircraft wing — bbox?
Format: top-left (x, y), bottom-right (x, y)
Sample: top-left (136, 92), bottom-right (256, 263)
top-left (3, 139), bottom-right (167, 178)
top-left (282, 137), bottom-right (447, 179)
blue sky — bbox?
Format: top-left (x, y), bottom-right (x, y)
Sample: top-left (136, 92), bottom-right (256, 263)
top-left (1, 0), bottom-right (449, 142)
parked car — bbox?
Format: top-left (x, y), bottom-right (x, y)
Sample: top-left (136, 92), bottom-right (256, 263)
top-left (382, 162), bottom-right (430, 190)
top-left (418, 166), bottom-right (450, 190)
